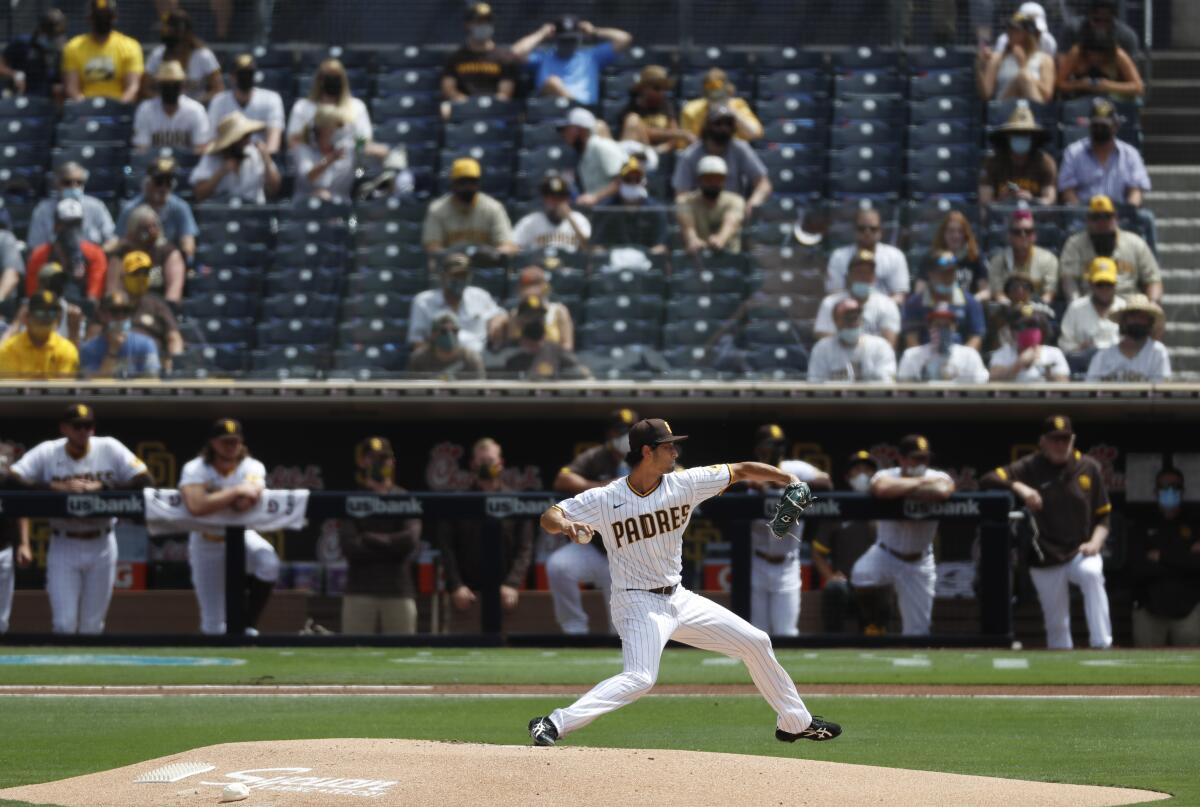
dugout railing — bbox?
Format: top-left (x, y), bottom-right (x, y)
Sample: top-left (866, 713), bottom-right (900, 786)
top-left (0, 489), bottom-right (1013, 647)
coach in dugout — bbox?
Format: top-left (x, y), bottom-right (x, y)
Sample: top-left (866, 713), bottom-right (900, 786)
top-left (982, 415), bottom-right (1113, 649)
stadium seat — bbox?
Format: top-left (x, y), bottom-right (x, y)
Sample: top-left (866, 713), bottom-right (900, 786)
top-left (250, 344), bottom-right (329, 372)
top-left (340, 291), bottom-right (414, 319)
top-left (830, 120), bottom-right (903, 148)
top-left (517, 145), bottom-right (575, 178)
top-left (758, 70), bottom-right (830, 99)
top-left (743, 317), bottom-right (807, 345)
top-left (905, 45), bottom-right (976, 73)
top-left (756, 94), bottom-right (831, 122)
top-left (834, 72), bottom-right (904, 98)
top-left (683, 45), bottom-right (751, 70)
top-left (355, 242), bottom-right (426, 270)
top-left (197, 216), bottom-right (275, 246)
top-left (908, 69), bottom-right (974, 101)
top-left (584, 293), bottom-right (664, 323)
top-left (664, 344), bottom-right (713, 369)
top-left (299, 45), bottom-right (372, 71)
top-left (257, 317), bottom-right (337, 346)
top-left (344, 268), bottom-right (429, 296)
top-left (262, 291), bottom-right (340, 320)
top-left (264, 267), bottom-right (341, 295)
top-left (285, 195), bottom-right (352, 222)
top-left (907, 166), bottom-right (977, 198)
top-left (373, 117), bottom-right (440, 147)
top-left (520, 120), bottom-right (565, 150)
top-left (832, 46), bottom-right (900, 73)
top-left (332, 343), bottom-right (408, 372)
top-left (376, 44), bottom-right (443, 71)
top-left (371, 93), bottom-right (440, 121)
top-left (196, 241), bottom-right (272, 269)
top-left (761, 120), bottom-right (829, 147)
top-left (275, 240), bottom-right (345, 268)
top-left (747, 343), bottom-right (809, 373)
top-left (829, 167), bottom-right (901, 197)
top-left (375, 68), bottom-right (441, 95)
top-left (0, 95), bottom-right (54, 121)
top-left (908, 96), bottom-right (976, 126)
top-left (197, 317), bottom-right (255, 345)
top-left (752, 195), bottom-right (807, 224)
top-left (181, 292), bottom-right (258, 320)
top-left (767, 164), bottom-right (824, 196)
top-left (833, 96), bottom-right (906, 124)
top-left (338, 317), bottom-right (408, 346)
top-left (61, 97), bottom-right (134, 124)
top-left (445, 120), bottom-right (517, 150)
top-left (756, 46), bottom-right (826, 71)
top-left (577, 318), bottom-right (660, 349)
top-left (660, 318), bottom-right (723, 346)
top-left (278, 217), bottom-right (347, 247)
top-left (354, 196), bottom-right (428, 223)
top-left (524, 96), bottom-right (577, 124)
top-left (907, 144), bottom-right (981, 175)
top-left (176, 342), bottom-right (248, 373)
top-left (668, 267), bottom-right (747, 296)
top-left (908, 119), bottom-right (978, 149)
top-left (55, 118), bottom-right (129, 145)
top-left (666, 293), bottom-right (743, 322)
top-left (186, 266), bottom-right (263, 295)
top-left (758, 146), bottom-right (825, 177)
top-left (830, 144), bottom-right (903, 170)
top-left (586, 268), bottom-right (667, 297)
top-left (354, 219), bottom-right (423, 247)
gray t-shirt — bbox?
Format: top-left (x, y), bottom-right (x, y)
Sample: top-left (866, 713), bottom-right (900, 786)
top-left (27, 195), bottom-right (116, 250)
top-left (0, 231), bottom-right (22, 275)
top-left (672, 139), bottom-right (768, 197)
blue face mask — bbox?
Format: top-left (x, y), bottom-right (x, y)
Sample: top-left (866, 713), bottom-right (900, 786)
top-left (1158, 488), bottom-right (1182, 510)
top-left (837, 326), bottom-right (861, 346)
top-left (850, 282), bottom-right (872, 300)
top-left (933, 282), bottom-right (955, 296)
top-left (60, 187), bottom-right (83, 201)
top-left (1009, 135), bottom-right (1033, 155)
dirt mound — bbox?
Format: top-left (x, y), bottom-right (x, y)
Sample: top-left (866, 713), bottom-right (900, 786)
top-left (0, 739), bottom-right (1168, 807)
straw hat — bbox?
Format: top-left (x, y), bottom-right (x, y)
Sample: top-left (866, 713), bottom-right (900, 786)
top-left (989, 104), bottom-right (1048, 147)
top-left (154, 60), bottom-right (186, 83)
top-left (208, 111), bottom-right (265, 153)
top-left (633, 65), bottom-right (674, 92)
top-left (1109, 294), bottom-right (1165, 329)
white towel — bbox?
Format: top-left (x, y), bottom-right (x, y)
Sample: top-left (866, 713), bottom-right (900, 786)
top-left (143, 488), bottom-right (310, 536)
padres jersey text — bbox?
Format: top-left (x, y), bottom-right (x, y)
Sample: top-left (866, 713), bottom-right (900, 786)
top-left (11, 437), bottom-right (146, 533)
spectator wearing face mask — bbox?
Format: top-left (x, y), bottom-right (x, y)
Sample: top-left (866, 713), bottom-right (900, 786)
top-left (207, 53), bottom-right (285, 154)
top-left (512, 15), bottom-right (631, 106)
top-left (291, 104), bottom-right (357, 202)
top-left (116, 157), bottom-right (197, 266)
top-left (1058, 21), bottom-right (1144, 102)
top-left (984, 208), bottom-right (1059, 305)
top-left (978, 105), bottom-right (1057, 207)
top-left (421, 158), bottom-right (517, 255)
top-left (813, 250), bottom-right (900, 348)
top-left (25, 199), bottom-right (107, 305)
top-left (190, 111), bottom-right (281, 203)
top-left (505, 266), bottom-right (574, 351)
top-left (132, 60), bottom-right (211, 154)
top-left (286, 58), bottom-right (384, 159)
top-left (1059, 257), bottom-right (1125, 373)
top-left (0, 8), bottom-right (67, 98)
top-left (920, 211), bottom-right (986, 297)
top-left (1059, 100), bottom-right (1151, 210)
top-left (592, 158), bottom-right (669, 253)
top-left (106, 205), bottom-right (185, 304)
top-left (143, 8), bottom-right (222, 104)
top-left (677, 156), bottom-right (746, 255)
top-left (0, 290), bottom-right (79, 379)
top-left (406, 312), bottom-right (486, 380)
top-left (513, 174), bottom-right (591, 252)
top-left (619, 65), bottom-right (693, 152)
top-left (78, 289), bottom-right (160, 378)
top-left (807, 298), bottom-right (897, 383)
top-left (502, 294), bottom-right (590, 380)
top-left (824, 209), bottom-right (909, 305)
top-left (1059, 195), bottom-right (1159, 302)
top-left (61, 0), bottom-right (143, 103)
top-left (3, 262), bottom-right (84, 345)
top-left (408, 253), bottom-right (506, 354)
top-left (680, 68), bottom-right (763, 143)
top-left (809, 450), bottom-right (881, 633)
top-left (1086, 294), bottom-right (1170, 382)
top-left (27, 162), bottom-right (117, 251)
top-left (114, 250), bottom-right (182, 369)
top-left (993, 2), bottom-right (1057, 56)
top-left (442, 2), bottom-right (516, 118)
top-left (1059, 0), bottom-right (1142, 58)
top-left (1129, 466), bottom-right (1200, 648)
top-left (989, 306), bottom-right (1069, 382)
top-left (673, 104), bottom-right (771, 216)
top-left (898, 304), bottom-right (989, 383)
top-left (977, 12), bottom-right (1056, 103)
top-left (903, 252), bottom-right (986, 351)
top-left (557, 107), bottom-right (626, 207)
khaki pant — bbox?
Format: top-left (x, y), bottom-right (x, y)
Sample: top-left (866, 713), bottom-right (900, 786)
top-left (341, 595), bottom-right (417, 635)
top-left (1132, 603), bottom-right (1200, 647)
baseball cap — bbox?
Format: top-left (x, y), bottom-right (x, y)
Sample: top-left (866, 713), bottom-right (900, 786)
top-left (55, 197), bottom-right (83, 223)
top-left (61, 403), bottom-right (95, 425)
top-left (539, 173), bottom-right (570, 196)
top-left (123, 250), bottom-right (153, 274)
top-left (518, 294), bottom-right (545, 315)
top-left (850, 248), bottom-right (876, 266)
top-left (898, 434), bottom-right (931, 458)
top-left (465, 2), bottom-right (492, 20)
top-left (926, 301), bottom-right (957, 322)
top-left (233, 53), bottom-right (257, 71)
top-left (1088, 256), bottom-right (1118, 285)
top-left (755, 423), bottom-right (786, 444)
top-left (556, 14), bottom-right (580, 35)
top-left (608, 408), bottom-right (638, 432)
top-left (556, 107), bottom-right (596, 131)
top-left (620, 157), bottom-right (644, 180)
top-left (28, 289), bottom-right (60, 315)
top-left (634, 65), bottom-right (674, 92)
top-left (37, 261), bottom-right (66, 290)
top-left (932, 251), bottom-right (958, 271)
top-left (449, 157), bottom-right (482, 181)
top-left (1042, 415), bottom-right (1073, 438)
top-left (697, 155), bottom-right (728, 177)
top-left (1088, 195), bottom-right (1116, 215)
top-left (210, 418), bottom-right (243, 439)
top-left (358, 436), bottom-right (394, 456)
top-left (628, 418), bottom-right (688, 454)
top-left (432, 311), bottom-right (460, 331)
top-left (148, 155), bottom-right (177, 178)
top-left (90, 0), bottom-right (116, 13)
top-left (706, 103), bottom-right (735, 123)
top-left (154, 60), bottom-right (186, 83)
top-left (847, 449), bottom-right (879, 471)
top-left (1090, 97), bottom-right (1119, 125)
top-left (1010, 208), bottom-right (1034, 226)
top-left (443, 252), bottom-right (471, 275)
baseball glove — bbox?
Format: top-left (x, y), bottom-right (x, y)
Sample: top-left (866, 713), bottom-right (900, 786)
top-left (768, 482), bottom-right (817, 539)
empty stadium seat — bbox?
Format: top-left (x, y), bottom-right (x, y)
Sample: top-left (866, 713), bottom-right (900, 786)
top-left (262, 291), bottom-right (340, 319)
top-left (375, 68), bottom-right (441, 95)
top-left (834, 72), bottom-right (904, 98)
top-left (666, 293), bottom-right (742, 322)
top-left (186, 266), bottom-right (263, 295)
top-left (372, 93), bottom-right (440, 121)
top-left (758, 70), bottom-right (830, 99)
top-left (761, 120), bottom-right (829, 147)
top-left (756, 46), bottom-right (826, 71)
top-left (834, 96), bottom-right (906, 124)
top-left (908, 96), bottom-right (976, 125)
top-left (832, 46), bottom-right (900, 73)
top-left (908, 119), bottom-right (978, 149)
top-left (830, 120), bottom-right (903, 149)
top-left (340, 292), bottom-right (414, 319)
top-left (182, 292), bottom-right (258, 320)
top-left (257, 317), bottom-right (337, 346)
top-left (908, 69), bottom-right (974, 101)
top-left (586, 268), bottom-right (667, 297)
top-left (333, 343), bottom-right (408, 371)
top-left (577, 318), bottom-right (660, 349)
top-left (584, 293), bottom-right (664, 323)
top-left (757, 95), bottom-right (831, 122)
top-left (338, 317), bottom-right (408, 346)
top-left (905, 45), bottom-right (976, 73)
top-left (668, 268), bottom-right (747, 296)
top-left (264, 267), bottom-right (341, 295)
top-left (376, 44), bottom-right (443, 71)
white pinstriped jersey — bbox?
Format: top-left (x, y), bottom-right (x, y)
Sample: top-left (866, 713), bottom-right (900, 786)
top-left (179, 456), bottom-right (266, 542)
top-left (750, 460), bottom-right (822, 554)
top-left (554, 464), bottom-right (732, 590)
top-left (872, 466), bottom-right (954, 554)
top-left (10, 437), bottom-right (146, 533)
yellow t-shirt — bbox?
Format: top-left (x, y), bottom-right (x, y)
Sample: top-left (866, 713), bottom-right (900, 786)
top-left (680, 96), bottom-right (762, 142)
top-left (62, 31), bottom-right (144, 99)
top-left (0, 332), bottom-right (80, 379)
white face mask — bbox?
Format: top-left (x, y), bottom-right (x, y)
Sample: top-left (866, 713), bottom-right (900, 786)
top-left (904, 464), bottom-right (928, 478)
top-left (848, 473), bottom-right (871, 492)
top-left (609, 433), bottom-right (631, 454)
top-left (619, 182), bottom-right (648, 202)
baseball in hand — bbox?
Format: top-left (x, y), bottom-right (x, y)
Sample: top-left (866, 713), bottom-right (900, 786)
top-left (569, 522), bottom-right (593, 544)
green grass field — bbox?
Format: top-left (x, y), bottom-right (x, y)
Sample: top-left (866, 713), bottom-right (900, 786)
top-left (0, 647), bottom-right (1195, 806)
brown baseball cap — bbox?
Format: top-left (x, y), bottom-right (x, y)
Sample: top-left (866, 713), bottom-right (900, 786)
top-left (899, 434), bottom-right (931, 457)
top-left (847, 449), bottom-right (879, 471)
top-left (629, 418), bottom-right (688, 454)
top-left (608, 408), bottom-right (638, 432)
top-left (1042, 415), bottom-right (1073, 437)
top-left (210, 418), bottom-right (244, 439)
top-left (756, 423), bottom-right (786, 444)
top-left (358, 436), bottom-right (394, 455)
top-left (61, 403), bottom-right (95, 425)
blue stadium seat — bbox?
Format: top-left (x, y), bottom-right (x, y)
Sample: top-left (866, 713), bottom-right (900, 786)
top-left (275, 240), bottom-right (345, 268)
top-left (586, 268), bottom-right (666, 297)
top-left (833, 96), bottom-right (906, 124)
top-left (757, 146), bottom-right (825, 175)
top-left (664, 344), bottom-right (713, 369)
top-left (832, 46), bottom-right (900, 73)
top-left (743, 318), bottom-right (806, 345)
top-left (244, 365), bottom-right (323, 381)
top-left (181, 292), bottom-right (258, 320)
top-left (907, 144), bottom-right (981, 174)
top-left (834, 72), bottom-right (904, 98)
top-left (220, 43), bottom-right (294, 70)
top-left (354, 196), bottom-right (428, 223)
top-left (584, 293), bottom-right (664, 323)
top-left (908, 119), bottom-right (978, 148)
top-left (285, 195), bottom-right (352, 222)
top-left (354, 242), bottom-right (426, 270)
top-left (905, 45), bottom-right (976, 73)
top-left (250, 344), bottom-right (329, 372)
top-left (767, 164), bottom-right (824, 196)
top-left (756, 94), bottom-right (831, 122)
top-left (524, 96), bottom-right (577, 124)
top-left (448, 96), bottom-right (519, 122)
top-left (544, 266), bottom-right (587, 297)
top-left (264, 267), bottom-right (341, 295)
top-left (908, 96), bottom-right (976, 125)
top-left (577, 318), bottom-right (660, 349)
top-left (340, 291), bottom-right (414, 319)
top-left (376, 68), bottom-right (441, 95)
top-left (176, 343), bottom-right (248, 373)
top-left (746, 343), bottom-right (809, 373)
top-left (372, 93), bottom-right (440, 121)
top-left (907, 166), bottom-right (977, 198)
top-left (829, 166), bottom-right (902, 197)
top-left (831, 144), bottom-right (903, 170)
top-left (830, 120), bottom-right (903, 148)
top-left (56, 118), bottom-right (129, 145)
top-left (908, 69), bottom-right (975, 101)
top-left (661, 318), bottom-right (723, 346)
top-left (345, 269), bottom-right (429, 296)
top-left (186, 266), bottom-right (263, 295)
top-left (61, 97), bottom-right (134, 124)
top-left (756, 46), bottom-right (826, 71)
top-left (666, 293), bottom-right (742, 322)
top-left (520, 120), bottom-right (565, 150)
top-left (373, 117), bottom-right (440, 146)
top-left (0, 95), bottom-right (54, 120)
top-left (376, 44), bottom-right (444, 71)
top-left (607, 45), bottom-right (675, 70)
top-left (684, 45), bottom-right (751, 70)
top-left (354, 219), bottom-right (423, 247)
top-left (333, 344), bottom-right (408, 372)
top-left (298, 45), bottom-right (373, 71)
top-left (751, 195), bottom-right (806, 224)
top-left (197, 216), bottom-right (274, 246)
top-left (196, 240), bottom-right (272, 269)
top-left (761, 119), bottom-right (829, 147)
top-left (257, 317), bottom-right (337, 346)
top-left (197, 317), bottom-right (255, 345)
top-left (758, 70), bottom-right (830, 99)
top-left (337, 317), bottom-right (408, 346)
top-left (262, 291), bottom-right (340, 319)
top-left (0, 118), bottom-right (50, 145)
top-left (516, 145), bottom-right (575, 181)
top-left (278, 217), bottom-right (347, 248)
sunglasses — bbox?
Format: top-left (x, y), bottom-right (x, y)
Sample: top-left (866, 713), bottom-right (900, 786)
top-left (66, 421), bottom-right (95, 431)
top-left (1009, 227), bottom-right (1035, 235)
top-left (151, 174), bottom-right (174, 186)
top-left (857, 225), bottom-right (880, 233)
top-left (1088, 213), bottom-right (1115, 221)
top-left (61, 178), bottom-right (84, 188)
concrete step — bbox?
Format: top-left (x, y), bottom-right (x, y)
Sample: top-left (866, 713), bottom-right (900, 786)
top-left (1145, 80), bottom-right (1197, 108)
top-left (1157, 218), bottom-right (1200, 242)
top-left (1168, 348), bottom-right (1200, 373)
top-left (1157, 243), bottom-right (1200, 269)
top-left (1161, 269), bottom-right (1200, 293)
top-left (1141, 109), bottom-right (1200, 137)
top-left (1146, 52), bottom-right (1200, 81)
top-left (1146, 165), bottom-right (1200, 193)
top-left (1143, 136), bottom-right (1200, 165)
top-left (1146, 191), bottom-right (1200, 218)
top-left (1160, 293), bottom-right (1200, 322)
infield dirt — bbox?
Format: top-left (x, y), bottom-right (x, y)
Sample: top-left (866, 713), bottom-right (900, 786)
top-left (0, 738), bottom-right (1170, 807)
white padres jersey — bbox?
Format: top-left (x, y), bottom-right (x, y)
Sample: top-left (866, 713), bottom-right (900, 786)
top-left (872, 467), bottom-right (954, 554)
top-left (132, 95), bottom-right (211, 150)
top-left (1086, 340), bottom-right (1172, 383)
top-left (751, 460), bottom-right (822, 554)
top-left (178, 456), bottom-right (266, 541)
top-left (10, 437), bottom-right (146, 533)
top-left (554, 464), bottom-right (731, 590)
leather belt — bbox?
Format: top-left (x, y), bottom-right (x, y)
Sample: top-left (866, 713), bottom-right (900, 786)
top-left (631, 585), bottom-right (677, 596)
top-left (880, 543), bottom-right (925, 563)
top-left (755, 550), bottom-right (791, 565)
top-left (54, 529), bottom-right (103, 540)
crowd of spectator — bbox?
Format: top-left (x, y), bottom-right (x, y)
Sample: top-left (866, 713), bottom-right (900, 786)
top-left (0, 0), bottom-right (1169, 384)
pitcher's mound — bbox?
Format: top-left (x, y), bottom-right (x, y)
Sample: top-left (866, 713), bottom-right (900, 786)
top-left (0, 738), bottom-right (1168, 807)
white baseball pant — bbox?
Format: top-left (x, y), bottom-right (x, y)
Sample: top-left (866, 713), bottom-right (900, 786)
top-left (188, 531), bottom-right (280, 635)
top-left (46, 533), bottom-right (118, 634)
top-left (850, 544), bottom-right (936, 636)
top-left (546, 541), bottom-right (613, 634)
top-left (0, 546), bottom-right (13, 634)
top-left (750, 555), bottom-right (801, 637)
top-left (548, 586), bottom-right (812, 738)
top-left (1029, 553), bottom-right (1112, 649)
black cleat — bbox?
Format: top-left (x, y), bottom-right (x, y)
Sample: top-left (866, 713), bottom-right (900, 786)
top-left (528, 716), bottom-right (559, 747)
top-left (776, 716), bottom-right (842, 742)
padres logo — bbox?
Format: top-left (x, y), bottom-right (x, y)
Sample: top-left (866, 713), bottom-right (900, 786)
top-left (1079, 473), bottom-right (1092, 491)
top-left (136, 441), bottom-right (176, 486)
